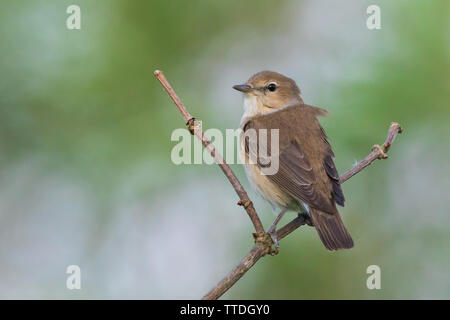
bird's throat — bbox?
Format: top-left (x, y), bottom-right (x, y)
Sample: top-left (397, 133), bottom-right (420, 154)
top-left (241, 95), bottom-right (273, 123)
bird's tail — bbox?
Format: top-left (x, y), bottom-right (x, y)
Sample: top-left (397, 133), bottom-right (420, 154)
top-left (309, 208), bottom-right (354, 251)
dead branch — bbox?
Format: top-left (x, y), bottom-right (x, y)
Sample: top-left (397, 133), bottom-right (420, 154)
top-left (154, 70), bottom-right (403, 300)
top-left (154, 70), bottom-right (264, 235)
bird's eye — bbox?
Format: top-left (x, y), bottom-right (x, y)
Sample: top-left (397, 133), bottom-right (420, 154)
top-left (267, 83), bottom-right (277, 92)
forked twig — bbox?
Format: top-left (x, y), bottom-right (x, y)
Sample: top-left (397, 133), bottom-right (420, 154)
top-left (154, 70), bottom-right (403, 300)
top-left (154, 70), bottom-right (265, 235)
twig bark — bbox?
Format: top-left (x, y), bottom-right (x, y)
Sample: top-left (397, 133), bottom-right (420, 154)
top-left (276, 122), bottom-right (404, 243)
top-left (154, 70), bottom-right (403, 300)
top-left (339, 122), bottom-right (403, 183)
top-left (154, 70), bottom-right (265, 235)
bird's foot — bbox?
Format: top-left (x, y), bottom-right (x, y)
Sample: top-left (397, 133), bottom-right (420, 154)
top-left (266, 207), bottom-right (288, 255)
top-left (267, 226), bottom-right (280, 255)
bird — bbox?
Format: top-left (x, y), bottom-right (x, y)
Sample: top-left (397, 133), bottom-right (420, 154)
top-left (233, 71), bottom-right (353, 251)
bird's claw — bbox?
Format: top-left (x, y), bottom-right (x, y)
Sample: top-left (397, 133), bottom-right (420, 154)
top-left (268, 228), bottom-right (280, 255)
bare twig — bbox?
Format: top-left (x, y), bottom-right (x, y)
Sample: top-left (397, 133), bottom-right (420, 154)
top-left (202, 123), bottom-right (402, 300)
top-left (154, 70), bottom-right (265, 235)
top-left (201, 215), bottom-right (310, 300)
top-left (154, 70), bottom-right (403, 300)
top-left (273, 122), bottom-right (403, 246)
top-left (201, 233), bottom-right (274, 300)
top-left (339, 122), bottom-right (403, 183)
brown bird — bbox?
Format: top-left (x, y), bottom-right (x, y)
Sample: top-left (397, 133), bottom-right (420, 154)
top-left (233, 71), bottom-right (353, 251)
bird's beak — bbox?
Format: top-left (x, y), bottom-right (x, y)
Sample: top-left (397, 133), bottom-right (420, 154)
top-left (232, 84), bottom-right (252, 93)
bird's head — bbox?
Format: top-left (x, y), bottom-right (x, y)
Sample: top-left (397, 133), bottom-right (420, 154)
top-left (233, 71), bottom-right (302, 116)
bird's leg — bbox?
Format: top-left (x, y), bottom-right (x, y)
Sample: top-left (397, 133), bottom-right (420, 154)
top-left (267, 207), bottom-right (288, 253)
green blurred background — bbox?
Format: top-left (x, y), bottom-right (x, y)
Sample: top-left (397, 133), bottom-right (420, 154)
top-left (0, 0), bottom-right (449, 299)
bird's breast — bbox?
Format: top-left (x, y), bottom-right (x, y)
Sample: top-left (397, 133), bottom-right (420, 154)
top-left (238, 126), bottom-right (293, 209)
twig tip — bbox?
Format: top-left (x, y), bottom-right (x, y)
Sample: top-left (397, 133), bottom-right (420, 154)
top-left (154, 70), bottom-right (162, 76)
top-left (391, 122), bottom-right (404, 134)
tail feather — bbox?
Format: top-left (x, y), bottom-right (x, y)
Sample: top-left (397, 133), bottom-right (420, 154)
top-left (310, 208), bottom-right (353, 251)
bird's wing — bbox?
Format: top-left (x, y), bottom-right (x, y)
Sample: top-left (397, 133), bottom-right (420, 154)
top-left (243, 103), bottom-right (344, 214)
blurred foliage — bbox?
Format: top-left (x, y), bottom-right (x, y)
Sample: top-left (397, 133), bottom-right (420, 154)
top-left (0, 0), bottom-right (449, 299)
top-left (0, 0), bottom-right (287, 190)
